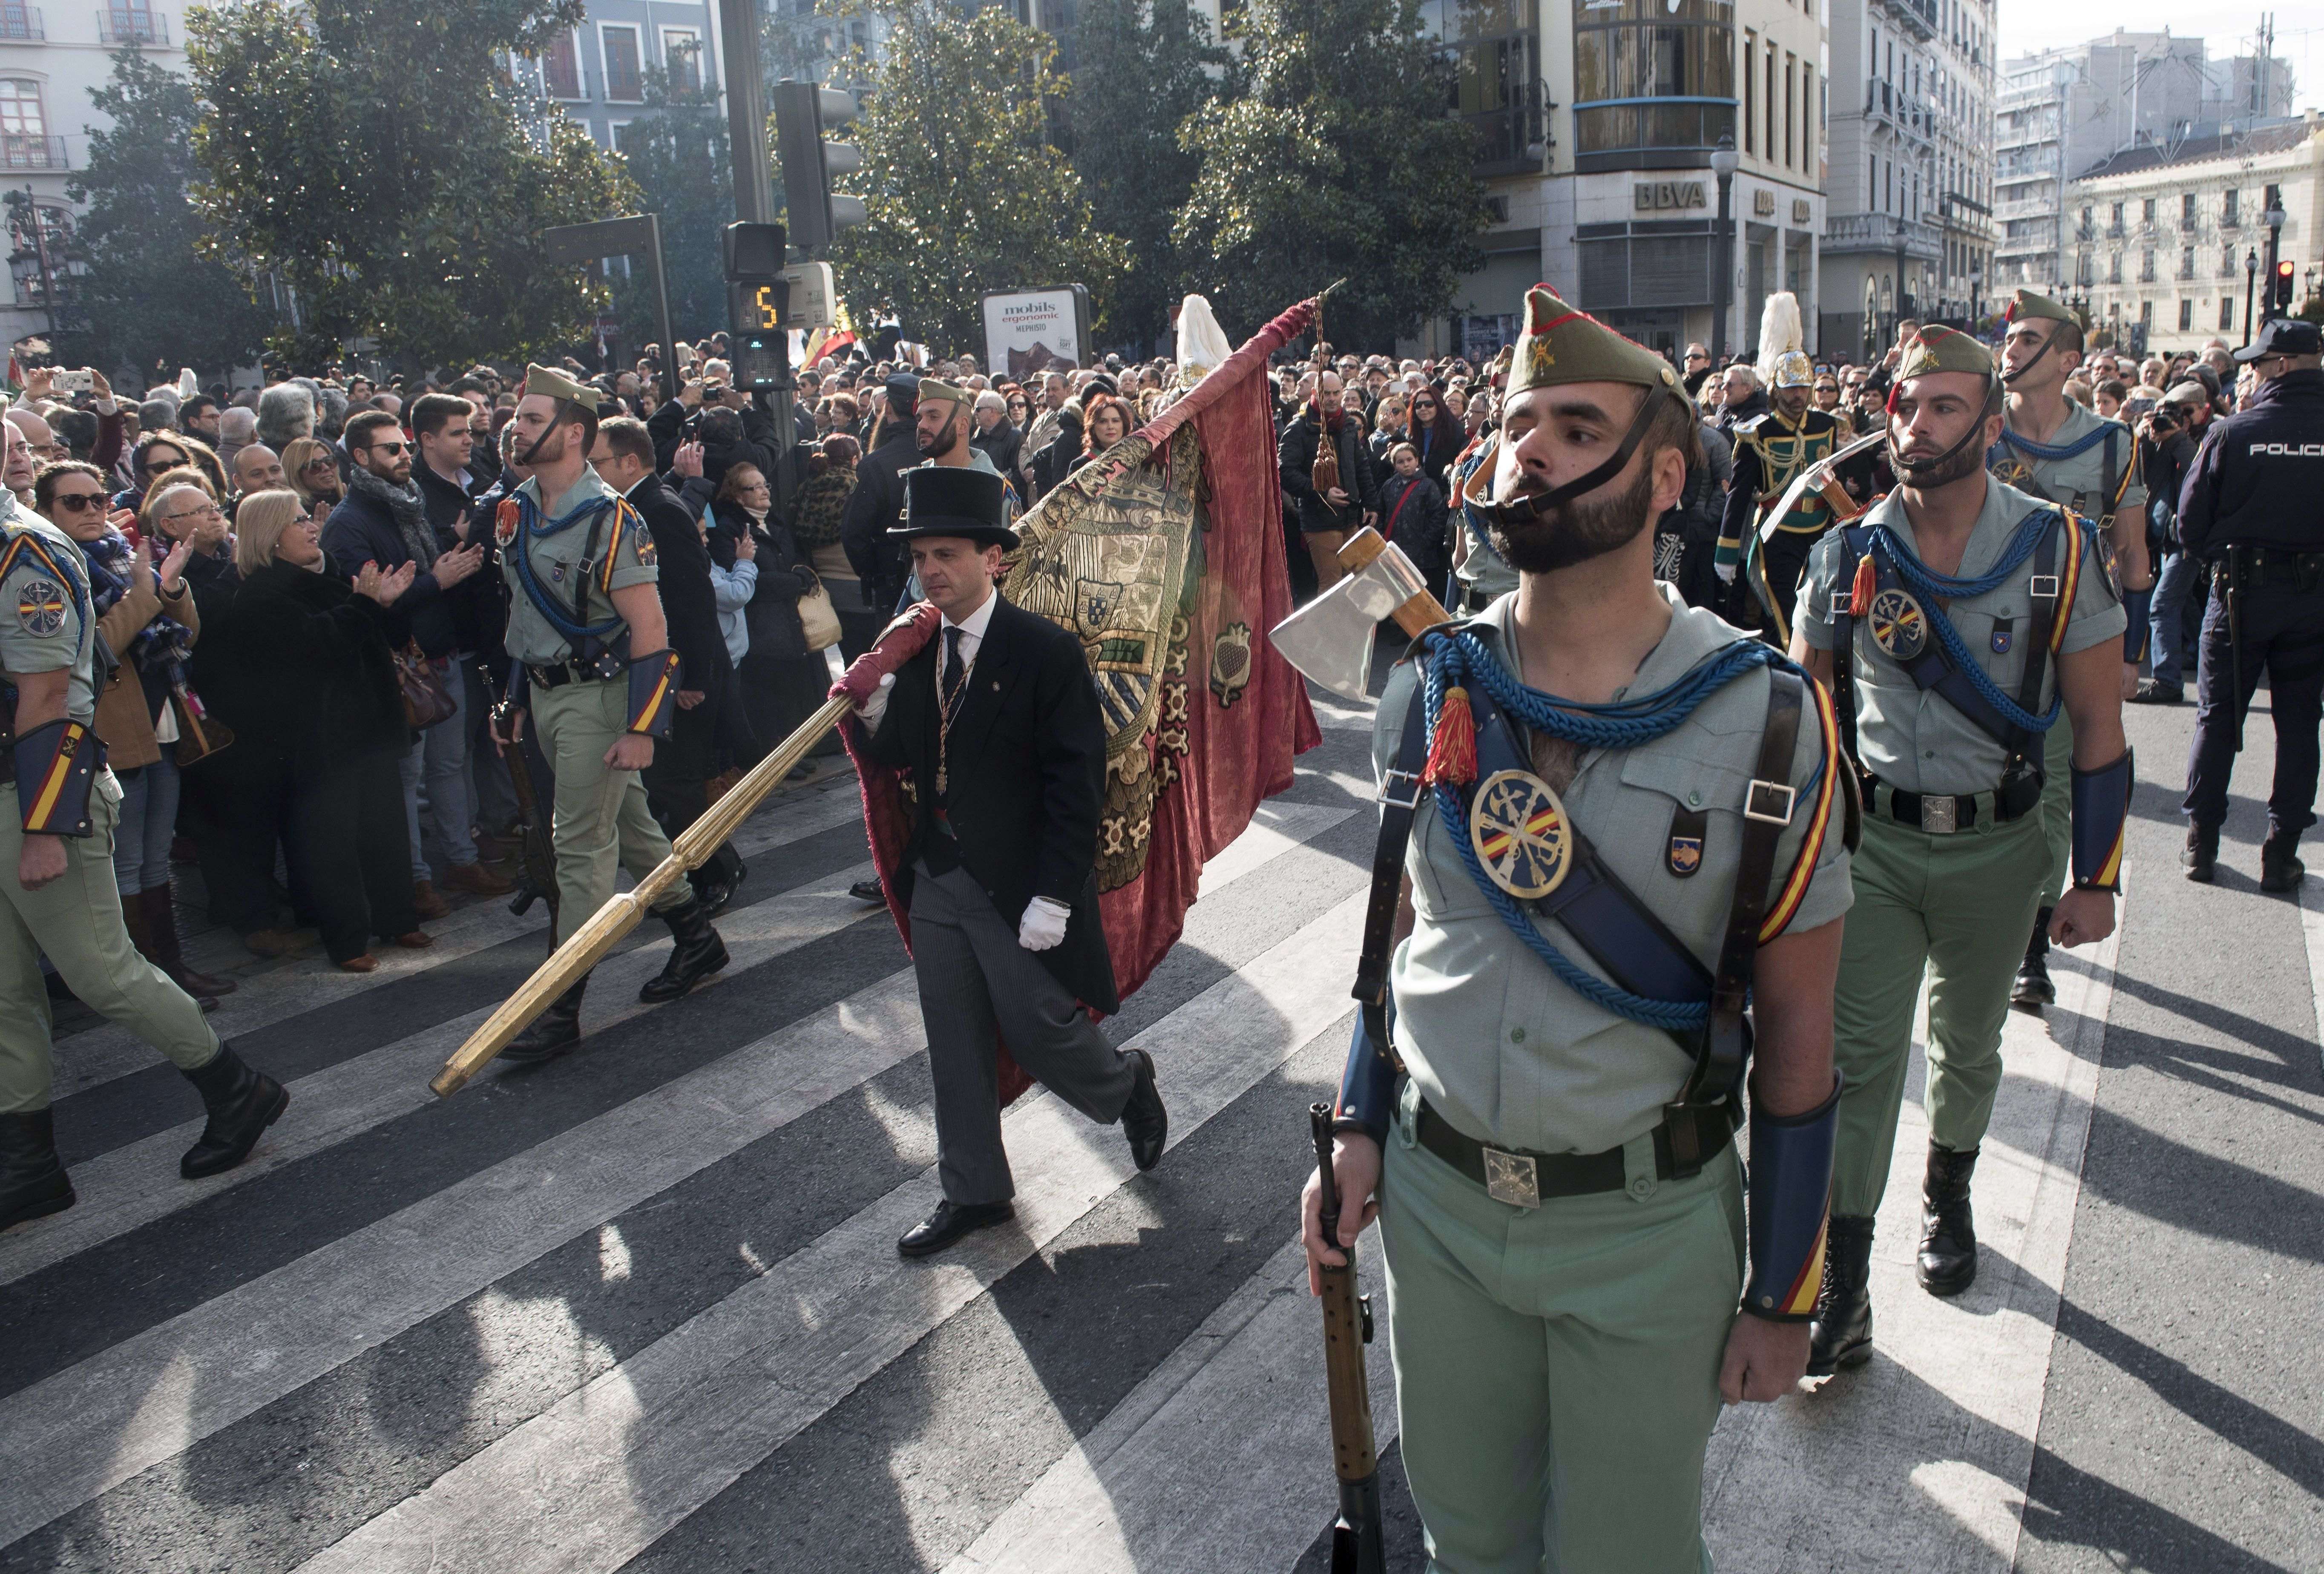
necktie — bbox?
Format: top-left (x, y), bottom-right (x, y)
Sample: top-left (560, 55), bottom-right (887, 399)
top-left (942, 625), bottom-right (968, 718)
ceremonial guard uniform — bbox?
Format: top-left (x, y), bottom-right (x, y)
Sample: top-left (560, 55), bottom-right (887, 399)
top-left (495, 365), bottom-right (725, 1062)
top-left (1, 493), bottom-right (287, 1232)
top-left (1716, 293), bottom-right (1855, 648)
top-left (1987, 291), bottom-right (2146, 1008)
top-left (1796, 326), bottom-right (2129, 1373)
top-left (1330, 290), bottom-right (1852, 1571)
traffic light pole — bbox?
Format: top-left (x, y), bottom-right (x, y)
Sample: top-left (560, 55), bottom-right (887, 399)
top-left (717, 0), bottom-right (800, 520)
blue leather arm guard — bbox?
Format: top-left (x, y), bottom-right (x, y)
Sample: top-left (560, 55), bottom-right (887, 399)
top-left (14, 717), bottom-right (104, 837)
top-left (1742, 1071), bottom-right (1842, 1322)
top-left (2071, 747), bottom-right (2132, 891)
top-left (506, 660), bottom-right (530, 713)
top-left (2120, 586), bottom-right (2152, 664)
top-left (624, 649), bottom-right (681, 738)
top-left (1333, 1014), bottom-right (1399, 1146)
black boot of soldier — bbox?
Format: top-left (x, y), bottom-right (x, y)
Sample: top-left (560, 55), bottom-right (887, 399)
top-left (503, 977), bottom-right (588, 1065)
top-left (178, 1044), bottom-right (290, 1180)
top-left (2261, 832), bottom-right (2305, 893)
top-left (1917, 1144), bottom-right (1979, 1296)
top-left (2011, 908), bottom-right (2055, 1011)
top-left (2183, 824), bottom-right (2219, 882)
top-left (0, 1109), bottom-right (75, 1232)
top-left (640, 896), bottom-right (728, 1004)
top-left (1806, 1214), bottom-right (1875, 1376)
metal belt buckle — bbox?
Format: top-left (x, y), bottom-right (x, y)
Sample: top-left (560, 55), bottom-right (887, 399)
top-left (1831, 590), bottom-right (1854, 618)
top-left (1481, 1147), bottom-right (1542, 1208)
top-left (1379, 768), bottom-right (1424, 810)
top-left (1920, 795), bottom-right (1958, 834)
top-left (1744, 779), bottom-right (1797, 825)
top-left (2028, 574), bottom-right (2060, 600)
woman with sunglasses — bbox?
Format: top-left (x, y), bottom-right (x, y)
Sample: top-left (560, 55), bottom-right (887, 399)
top-left (280, 436), bottom-right (345, 520)
top-left (1406, 386), bottom-right (1463, 491)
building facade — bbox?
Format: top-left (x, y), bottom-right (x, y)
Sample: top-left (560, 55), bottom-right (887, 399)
top-left (2069, 114), bottom-right (2321, 358)
top-left (510, 0), bottom-right (721, 154)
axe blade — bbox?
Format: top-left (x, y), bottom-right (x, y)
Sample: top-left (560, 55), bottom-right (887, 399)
top-left (1269, 583), bottom-right (1380, 702)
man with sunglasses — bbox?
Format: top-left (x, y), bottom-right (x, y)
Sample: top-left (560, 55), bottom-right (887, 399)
top-left (1680, 342), bottom-right (1714, 397)
top-left (2178, 318), bottom-right (2324, 890)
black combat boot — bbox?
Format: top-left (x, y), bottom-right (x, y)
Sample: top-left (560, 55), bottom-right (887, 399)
top-left (2261, 832), bottom-right (2305, 893)
top-left (178, 1045), bottom-right (290, 1179)
top-left (1806, 1214), bottom-right (1875, 1376)
top-left (2183, 824), bottom-right (2218, 882)
top-left (1917, 1143), bottom-right (1979, 1296)
top-left (502, 977), bottom-right (587, 1065)
top-left (0, 1109), bottom-right (75, 1232)
top-left (639, 896), bottom-right (728, 1004)
top-left (2011, 908), bottom-right (2055, 1011)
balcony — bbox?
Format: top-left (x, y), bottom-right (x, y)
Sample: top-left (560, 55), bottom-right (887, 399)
top-left (0, 5), bottom-right (43, 39)
top-left (1892, 0), bottom-right (1936, 40)
top-left (0, 134), bottom-right (66, 171)
top-left (1825, 211), bottom-right (1944, 263)
top-left (97, 6), bottom-right (165, 45)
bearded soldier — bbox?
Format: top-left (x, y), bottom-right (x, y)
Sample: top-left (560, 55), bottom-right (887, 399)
top-left (1715, 293), bottom-right (1855, 647)
top-left (1304, 287), bottom-right (1852, 1570)
top-left (1988, 291), bottom-right (2148, 1011)
top-left (1792, 326), bottom-right (2129, 1374)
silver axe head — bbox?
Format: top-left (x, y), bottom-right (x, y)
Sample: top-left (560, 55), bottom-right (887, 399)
top-left (1267, 534), bottom-right (1436, 702)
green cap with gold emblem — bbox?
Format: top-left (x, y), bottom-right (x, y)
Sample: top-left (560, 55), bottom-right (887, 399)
top-left (522, 361), bottom-right (595, 407)
top-left (2003, 288), bottom-right (2085, 334)
top-left (915, 377), bottom-right (972, 414)
top-left (1893, 323), bottom-right (1996, 385)
top-left (1506, 284), bottom-right (1683, 402)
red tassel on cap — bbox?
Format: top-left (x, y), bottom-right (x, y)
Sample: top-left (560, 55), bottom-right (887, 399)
top-left (1849, 552), bottom-right (1878, 618)
top-left (1424, 686), bottom-right (1478, 787)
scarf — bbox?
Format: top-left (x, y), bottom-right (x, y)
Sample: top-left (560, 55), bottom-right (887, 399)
top-left (80, 527), bottom-right (194, 693)
top-left (347, 461), bottom-right (437, 572)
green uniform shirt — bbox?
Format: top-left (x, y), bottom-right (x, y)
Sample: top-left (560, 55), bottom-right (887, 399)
top-left (1990, 401), bottom-right (2146, 526)
top-left (1795, 477), bottom-right (2126, 796)
top-left (1373, 585), bottom-right (1852, 1156)
top-left (0, 504), bottom-right (97, 723)
top-left (499, 466), bottom-right (658, 667)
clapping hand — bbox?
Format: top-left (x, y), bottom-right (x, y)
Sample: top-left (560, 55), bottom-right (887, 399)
top-left (158, 534), bottom-right (193, 595)
top-left (354, 560), bottom-right (418, 605)
top-left (432, 540), bottom-right (486, 588)
top-left (673, 441), bottom-right (705, 479)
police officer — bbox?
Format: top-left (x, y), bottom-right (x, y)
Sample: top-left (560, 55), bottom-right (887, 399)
top-left (1793, 326), bottom-right (2129, 1374)
top-left (2179, 316), bottom-right (2324, 890)
top-left (1305, 287), bottom-right (1853, 1571)
top-left (489, 365), bottom-right (726, 1062)
top-left (1988, 290), bottom-right (2148, 1009)
top-left (0, 480), bottom-right (287, 1232)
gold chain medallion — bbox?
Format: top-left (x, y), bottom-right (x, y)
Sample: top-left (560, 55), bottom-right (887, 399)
top-left (1868, 586), bottom-right (1929, 661)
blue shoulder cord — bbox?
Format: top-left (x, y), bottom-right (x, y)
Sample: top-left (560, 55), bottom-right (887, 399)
top-left (1863, 508), bottom-right (2075, 735)
top-left (508, 488), bottom-right (627, 644)
top-left (1418, 630), bottom-right (1824, 1032)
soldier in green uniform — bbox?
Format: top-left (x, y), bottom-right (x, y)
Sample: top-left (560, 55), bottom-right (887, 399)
top-left (1791, 325), bottom-right (2131, 1374)
top-left (1303, 287), bottom-right (1855, 1571)
top-left (0, 484), bottom-right (288, 1232)
top-left (1988, 290), bottom-right (2148, 1010)
top-left (489, 365), bottom-right (727, 1063)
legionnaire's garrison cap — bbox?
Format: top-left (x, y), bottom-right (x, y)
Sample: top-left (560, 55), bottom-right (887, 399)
top-left (890, 465), bottom-right (1015, 550)
top-left (522, 362), bottom-right (596, 406)
top-left (915, 377), bottom-right (972, 413)
top-left (1893, 324), bottom-right (1995, 385)
top-left (1506, 285), bottom-right (1683, 402)
top-left (2003, 289), bottom-right (2085, 335)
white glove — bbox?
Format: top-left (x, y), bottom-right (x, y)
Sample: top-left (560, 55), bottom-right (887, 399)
top-left (1017, 896), bottom-right (1071, 952)
top-left (854, 671), bottom-right (895, 728)
top-left (1714, 560), bottom-right (1737, 586)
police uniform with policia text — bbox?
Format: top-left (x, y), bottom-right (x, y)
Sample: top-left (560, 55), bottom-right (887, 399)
top-left (0, 492), bottom-right (288, 1233)
top-left (495, 364), bottom-right (727, 1063)
top-left (1333, 287), bottom-right (1853, 1572)
top-left (1796, 324), bottom-right (2129, 1375)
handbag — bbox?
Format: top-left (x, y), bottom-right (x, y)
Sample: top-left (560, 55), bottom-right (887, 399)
top-left (797, 579), bottom-right (842, 652)
top-left (394, 640), bottom-right (457, 730)
top-left (170, 684), bottom-right (234, 767)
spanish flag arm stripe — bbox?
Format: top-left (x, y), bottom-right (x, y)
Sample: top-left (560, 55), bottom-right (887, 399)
top-left (24, 743), bottom-right (77, 829)
top-left (2049, 515), bottom-right (2083, 653)
top-left (1778, 1216), bottom-right (1832, 1317)
top-left (1759, 678), bottom-right (1840, 943)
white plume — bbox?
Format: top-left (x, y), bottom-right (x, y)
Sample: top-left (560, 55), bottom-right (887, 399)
top-left (1755, 292), bottom-right (1805, 387)
top-left (1174, 295), bottom-right (1233, 384)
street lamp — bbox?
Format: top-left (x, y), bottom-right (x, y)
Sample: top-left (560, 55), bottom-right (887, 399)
top-left (1710, 133), bottom-right (1739, 364)
top-left (2264, 198), bottom-right (2288, 325)
top-left (1969, 264), bottom-right (1983, 338)
top-left (2244, 248), bottom-right (2260, 346)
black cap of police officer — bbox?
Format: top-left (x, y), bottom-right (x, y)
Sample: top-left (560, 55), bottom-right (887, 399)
top-left (2235, 319), bottom-right (2324, 364)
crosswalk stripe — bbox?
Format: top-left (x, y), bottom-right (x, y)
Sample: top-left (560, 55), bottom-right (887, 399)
top-left (290, 890), bottom-right (1371, 1574)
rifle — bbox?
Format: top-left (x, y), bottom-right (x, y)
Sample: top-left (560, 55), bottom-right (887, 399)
top-left (1309, 1101), bottom-right (1386, 1574)
top-left (495, 695), bottom-right (559, 935)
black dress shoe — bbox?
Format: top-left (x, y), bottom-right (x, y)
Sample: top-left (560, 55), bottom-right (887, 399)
top-left (1806, 1214), bottom-right (1875, 1376)
top-left (178, 1045), bottom-right (290, 1179)
top-left (2127, 681), bottom-right (2183, 705)
top-left (849, 878), bottom-right (887, 905)
top-left (502, 978), bottom-right (587, 1065)
top-left (2011, 907), bottom-right (2055, 1011)
top-left (1917, 1144), bottom-right (1979, 1296)
top-left (1120, 1048), bottom-right (1166, 1171)
top-left (2261, 834), bottom-right (2306, 893)
top-left (897, 1198), bottom-right (1015, 1258)
top-left (0, 1109), bottom-right (75, 1232)
top-left (2184, 824), bottom-right (2218, 883)
top-left (694, 861), bottom-right (747, 919)
top-left (640, 896), bottom-right (728, 1004)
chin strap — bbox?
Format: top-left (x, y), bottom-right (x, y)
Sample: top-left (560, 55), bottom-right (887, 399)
top-left (624, 649), bottom-right (681, 738)
top-left (1742, 1070), bottom-right (1843, 1322)
top-left (1463, 388), bottom-right (1668, 529)
top-left (1886, 376), bottom-right (2001, 480)
top-left (2071, 747), bottom-right (2133, 892)
top-left (14, 717), bottom-right (104, 837)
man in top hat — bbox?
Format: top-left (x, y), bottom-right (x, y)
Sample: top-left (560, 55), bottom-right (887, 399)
top-left (1305, 285), bottom-right (1854, 1571)
top-left (851, 465), bottom-right (1166, 1258)
top-left (2178, 316), bottom-right (2324, 889)
top-left (1793, 325), bottom-right (2128, 1376)
top-left (1989, 288), bottom-right (2148, 1011)
top-left (487, 364), bottom-right (728, 1063)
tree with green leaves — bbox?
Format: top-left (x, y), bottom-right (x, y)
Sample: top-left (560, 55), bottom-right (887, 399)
top-left (1173, 0), bottom-right (1487, 350)
top-left (823, 0), bottom-right (1121, 356)
top-left (52, 49), bottom-right (275, 380)
top-left (186, 0), bottom-right (632, 370)
top-left (1066, 0), bottom-right (1223, 354)
top-left (607, 64), bottom-right (733, 347)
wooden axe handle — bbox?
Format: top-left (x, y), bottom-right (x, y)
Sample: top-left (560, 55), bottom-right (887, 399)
top-left (1337, 527), bottom-right (1454, 639)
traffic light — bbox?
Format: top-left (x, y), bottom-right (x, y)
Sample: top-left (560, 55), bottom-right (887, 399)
top-left (774, 80), bottom-right (867, 255)
top-left (722, 220), bottom-right (789, 392)
top-left (2275, 259), bottom-right (2298, 313)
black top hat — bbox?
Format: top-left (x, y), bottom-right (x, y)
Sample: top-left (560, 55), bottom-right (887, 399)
top-left (891, 465), bottom-right (1014, 550)
top-left (2234, 318), bottom-right (2324, 362)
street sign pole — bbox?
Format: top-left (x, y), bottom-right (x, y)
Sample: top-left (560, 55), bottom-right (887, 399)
top-left (716, 0), bottom-right (798, 518)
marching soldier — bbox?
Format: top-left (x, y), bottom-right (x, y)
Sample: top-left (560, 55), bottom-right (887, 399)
top-left (488, 365), bottom-right (727, 1063)
top-left (1792, 326), bottom-right (2129, 1374)
top-left (1305, 287), bottom-right (1853, 1571)
top-left (1, 483), bottom-right (288, 1232)
top-left (1988, 290), bottom-right (2148, 1009)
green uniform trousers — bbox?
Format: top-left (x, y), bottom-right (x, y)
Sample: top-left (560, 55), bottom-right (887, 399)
top-left (2036, 713), bottom-right (2073, 906)
top-left (1378, 1080), bottom-right (1743, 1574)
top-left (1830, 803), bottom-right (2048, 1218)
top-left (0, 773), bottom-right (219, 1113)
top-left (532, 678), bottom-right (687, 948)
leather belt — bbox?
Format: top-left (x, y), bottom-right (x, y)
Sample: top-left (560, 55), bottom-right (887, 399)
top-left (1413, 1097), bottom-right (1733, 1207)
top-left (2218, 546), bottom-right (2324, 591)
top-left (1868, 771), bottom-right (2041, 834)
top-left (527, 660), bottom-right (606, 689)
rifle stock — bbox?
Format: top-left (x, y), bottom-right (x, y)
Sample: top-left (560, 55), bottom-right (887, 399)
top-left (1310, 1102), bottom-right (1386, 1574)
top-left (496, 702), bottom-right (560, 928)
